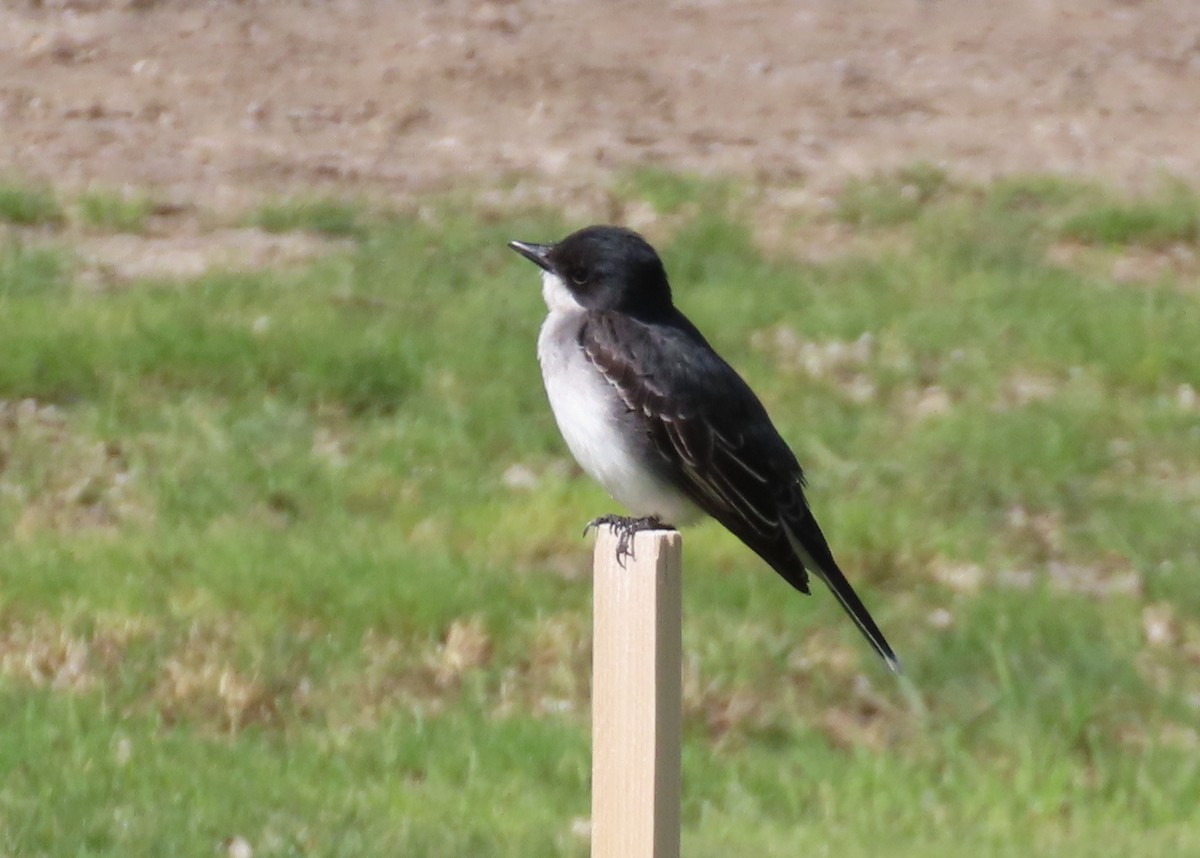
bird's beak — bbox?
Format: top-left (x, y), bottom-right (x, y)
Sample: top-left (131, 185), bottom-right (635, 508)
top-left (508, 240), bottom-right (554, 272)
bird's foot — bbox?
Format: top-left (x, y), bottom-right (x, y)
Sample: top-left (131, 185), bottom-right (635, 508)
top-left (583, 514), bottom-right (676, 568)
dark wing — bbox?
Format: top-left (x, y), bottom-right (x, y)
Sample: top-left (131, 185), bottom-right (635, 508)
top-left (580, 310), bottom-right (900, 672)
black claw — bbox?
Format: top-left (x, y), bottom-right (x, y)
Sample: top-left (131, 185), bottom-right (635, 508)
top-left (583, 513), bottom-right (624, 537)
top-left (583, 514), bottom-right (676, 568)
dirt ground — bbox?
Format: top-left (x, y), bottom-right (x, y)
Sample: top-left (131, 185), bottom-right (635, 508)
top-left (2, 0), bottom-right (1200, 213)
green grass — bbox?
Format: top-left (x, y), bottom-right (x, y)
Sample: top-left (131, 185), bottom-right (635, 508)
top-left (1060, 180), bottom-right (1200, 246)
top-left (836, 163), bottom-right (953, 227)
top-left (620, 167), bottom-right (737, 215)
top-left (1, 179), bottom-right (1198, 855)
top-left (0, 181), bottom-right (64, 227)
top-left (249, 197), bottom-right (367, 238)
top-left (77, 189), bottom-right (155, 233)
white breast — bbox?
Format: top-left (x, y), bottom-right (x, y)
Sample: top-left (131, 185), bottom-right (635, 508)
top-left (535, 273), bottom-right (697, 524)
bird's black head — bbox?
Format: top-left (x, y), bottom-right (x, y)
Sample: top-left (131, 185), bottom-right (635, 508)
top-left (509, 225), bottom-right (673, 318)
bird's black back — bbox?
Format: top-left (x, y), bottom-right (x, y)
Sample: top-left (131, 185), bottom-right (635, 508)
top-left (579, 306), bottom-right (899, 670)
top-left (580, 308), bottom-right (815, 590)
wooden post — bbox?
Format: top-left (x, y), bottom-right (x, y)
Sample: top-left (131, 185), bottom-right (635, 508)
top-left (591, 525), bottom-right (682, 858)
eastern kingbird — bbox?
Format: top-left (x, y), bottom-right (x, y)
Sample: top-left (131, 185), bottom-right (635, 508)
top-left (509, 225), bottom-right (899, 672)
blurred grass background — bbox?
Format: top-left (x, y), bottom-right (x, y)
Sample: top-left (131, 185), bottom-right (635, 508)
top-left (1, 169), bottom-right (1198, 856)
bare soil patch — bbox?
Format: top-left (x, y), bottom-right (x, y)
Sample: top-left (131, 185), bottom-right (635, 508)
top-left (2, 0), bottom-right (1199, 215)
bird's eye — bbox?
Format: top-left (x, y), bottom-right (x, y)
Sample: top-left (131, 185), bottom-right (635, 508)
top-left (570, 270), bottom-right (588, 286)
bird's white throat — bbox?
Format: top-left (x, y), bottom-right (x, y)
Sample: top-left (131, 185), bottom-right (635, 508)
top-left (541, 270), bottom-right (585, 314)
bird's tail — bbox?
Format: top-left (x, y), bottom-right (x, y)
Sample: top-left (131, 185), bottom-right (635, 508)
top-left (784, 521), bottom-right (902, 673)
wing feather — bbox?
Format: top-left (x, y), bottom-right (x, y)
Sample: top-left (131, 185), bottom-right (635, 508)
top-left (580, 311), bottom-right (798, 549)
top-left (577, 309), bottom-right (899, 671)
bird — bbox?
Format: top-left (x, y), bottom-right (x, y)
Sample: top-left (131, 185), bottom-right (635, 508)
top-left (509, 225), bottom-right (899, 672)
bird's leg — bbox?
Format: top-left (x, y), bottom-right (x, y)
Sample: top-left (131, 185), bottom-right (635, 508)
top-left (583, 514), bottom-right (676, 568)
